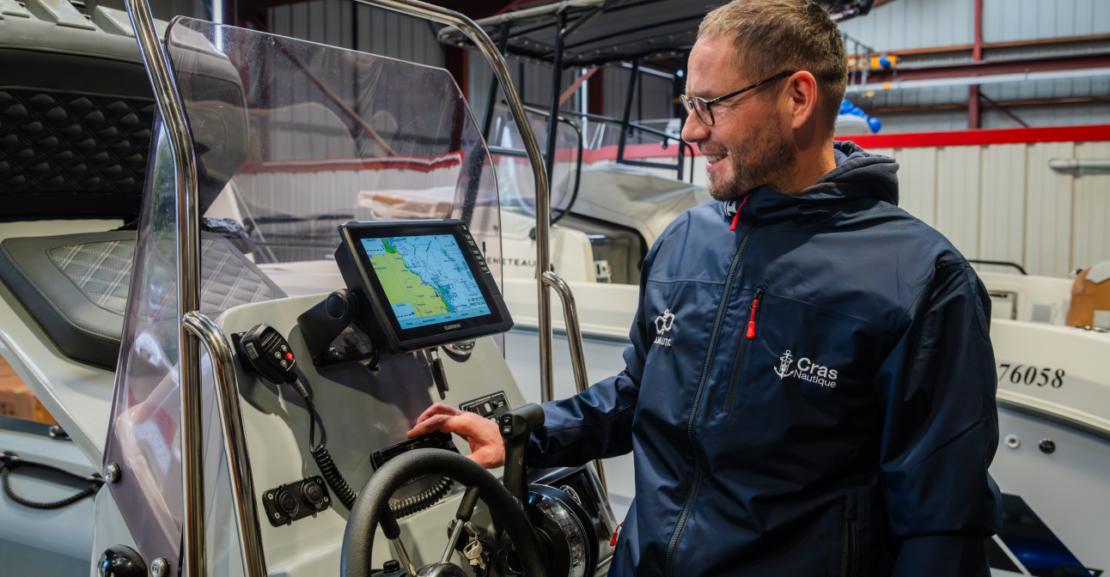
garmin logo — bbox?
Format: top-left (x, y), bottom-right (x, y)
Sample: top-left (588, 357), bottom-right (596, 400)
top-left (444, 323), bottom-right (462, 330)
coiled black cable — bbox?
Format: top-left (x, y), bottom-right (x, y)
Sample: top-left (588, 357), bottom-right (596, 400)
top-left (390, 475), bottom-right (454, 518)
top-left (311, 446), bottom-right (357, 510)
top-left (289, 379), bottom-right (454, 518)
top-left (1, 462), bottom-right (99, 510)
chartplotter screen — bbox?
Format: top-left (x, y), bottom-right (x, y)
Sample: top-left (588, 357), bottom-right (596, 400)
top-left (359, 235), bottom-right (493, 330)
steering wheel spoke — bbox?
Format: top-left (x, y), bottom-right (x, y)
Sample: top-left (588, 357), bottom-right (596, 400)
top-left (340, 449), bottom-right (549, 577)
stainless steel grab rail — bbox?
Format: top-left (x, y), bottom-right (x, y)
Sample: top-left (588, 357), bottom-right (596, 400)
top-left (354, 0), bottom-right (558, 404)
top-left (183, 312), bottom-right (269, 577)
top-left (541, 271), bottom-right (606, 490)
top-left (123, 3), bottom-right (206, 575)
top-left (541, 271), bottom-right (588, 393)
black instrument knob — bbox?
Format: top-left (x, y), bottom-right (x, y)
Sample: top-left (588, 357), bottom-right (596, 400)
top-left (325, 289), bottom-right (358, 323)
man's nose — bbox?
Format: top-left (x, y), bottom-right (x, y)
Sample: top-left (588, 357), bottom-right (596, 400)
top-left (681, 110), bottom-right (709, 144)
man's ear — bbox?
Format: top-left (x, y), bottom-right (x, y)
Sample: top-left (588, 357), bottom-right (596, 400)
top-left (785, 71), bottom-right (820, 130)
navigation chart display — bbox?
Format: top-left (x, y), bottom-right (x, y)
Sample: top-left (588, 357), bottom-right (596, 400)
top-left (360, 235), bottom-right (492, 330)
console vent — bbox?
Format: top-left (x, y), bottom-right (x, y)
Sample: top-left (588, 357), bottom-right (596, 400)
top-left (1029, 301), bottom-right (1055, 324)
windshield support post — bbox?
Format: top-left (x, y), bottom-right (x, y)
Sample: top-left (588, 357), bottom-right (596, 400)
top-left (124, 2), bottom-right (207, 576)
top-left (617, 59), bottom-right (640, 165)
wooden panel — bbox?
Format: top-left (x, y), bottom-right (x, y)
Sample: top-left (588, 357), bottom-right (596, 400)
top-left (1025, 142), bottom-right (1075, 277)
top-left (1072, 141), bottom-right (1110, 269)
top-left (893, 147), bottom-right (938, 226)
top-left (980, 144), bottom-right (1028, 272)
top-left (936, 146), bottom-right (982, 257)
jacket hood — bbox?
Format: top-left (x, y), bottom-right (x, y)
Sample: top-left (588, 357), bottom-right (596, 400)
top-left (813, 140), bottom-right (900, 205)
top-left (724, 141), bottom-right (900, 226)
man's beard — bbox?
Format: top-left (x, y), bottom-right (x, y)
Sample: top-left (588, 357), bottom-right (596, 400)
top-left (706, 122), bottom-right (796, 202)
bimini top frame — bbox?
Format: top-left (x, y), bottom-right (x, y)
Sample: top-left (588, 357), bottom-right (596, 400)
top-left (121, 0), bottom-right (575, 575)
top-left (437, 0), bottom-right (876, 70)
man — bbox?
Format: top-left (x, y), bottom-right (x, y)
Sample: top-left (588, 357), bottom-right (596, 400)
top-left (409, 0), bottom-right (1002, 575)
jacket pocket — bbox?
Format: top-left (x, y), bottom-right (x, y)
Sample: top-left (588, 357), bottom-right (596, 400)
top-left (721, 288), bottom-right (763, 415)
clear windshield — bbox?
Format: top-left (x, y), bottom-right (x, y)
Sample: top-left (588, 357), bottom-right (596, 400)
top-left (486, 105), bottom-right (581, 219)
top-left (104, 18), bottom-right (501, 569)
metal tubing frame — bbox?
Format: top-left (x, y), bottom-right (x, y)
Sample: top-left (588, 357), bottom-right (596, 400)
top-left (123, 2), bottom-right (206, 575)
top-left (541, 271), bottom-right (605, 489)
top-left (183, 312), bottom-right (269, 577)
top-left (355, 0), bottom-right (558, 403)
top-left (544, 10), bottom-right (567, 210)
top-left (617, 59), bottom-right (640, 165)
top-left (482, 27), bottom-right (511, 141)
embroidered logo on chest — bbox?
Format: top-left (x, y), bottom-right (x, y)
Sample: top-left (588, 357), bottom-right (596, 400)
top-left (653, 309), bottom-right (675, 347)
top-left (774, 350), bottom-right (838, 388)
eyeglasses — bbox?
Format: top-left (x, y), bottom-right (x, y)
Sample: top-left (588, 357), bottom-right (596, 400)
top-left (680, 71), bottom-right (796, 126)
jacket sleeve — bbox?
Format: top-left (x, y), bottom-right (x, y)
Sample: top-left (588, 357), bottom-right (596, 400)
top-left (523, 242), bottom-right (659, 468)
top-left (876, 260), bottom-right (1003, 577)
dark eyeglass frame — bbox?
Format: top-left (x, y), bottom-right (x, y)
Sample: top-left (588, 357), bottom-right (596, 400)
top-left (680, 71), bottom-right (797, 126)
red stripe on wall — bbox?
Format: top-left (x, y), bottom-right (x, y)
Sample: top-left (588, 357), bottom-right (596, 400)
top-left (835, 124), bottom-right (1110, 148)
top-left (576, 124), bottom-right (1110, 162)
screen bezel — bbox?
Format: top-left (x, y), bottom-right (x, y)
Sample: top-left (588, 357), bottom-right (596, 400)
top-left (339, 220), bottom-right (507, 347)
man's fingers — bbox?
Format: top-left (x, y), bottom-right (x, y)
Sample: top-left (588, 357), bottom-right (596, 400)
top-left (407, 413), bottom-right (453, 437)
top-left (414, 403), bottom-right (460, 424)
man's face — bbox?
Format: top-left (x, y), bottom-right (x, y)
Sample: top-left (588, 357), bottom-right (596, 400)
top-left (681, 37), bottom-right (796, 201)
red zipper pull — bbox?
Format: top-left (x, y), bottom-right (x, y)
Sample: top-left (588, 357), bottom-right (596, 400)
top-left (610, 521), bottom-right (625, 546)
top-left (729, 197), bottom-right (749, 231)
top-left (746, 290), bottom-right (763, 339)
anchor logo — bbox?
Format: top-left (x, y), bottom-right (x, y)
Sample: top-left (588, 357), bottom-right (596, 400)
top-left (774, 350), bottom-right (794, 379)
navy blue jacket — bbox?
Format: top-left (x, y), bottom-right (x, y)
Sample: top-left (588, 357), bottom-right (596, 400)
top-left (528, 142), bottom-right (1003, 577)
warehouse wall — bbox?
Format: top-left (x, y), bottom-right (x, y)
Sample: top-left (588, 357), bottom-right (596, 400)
top-left (837, 0), bottom-right (974, 53)
top-left (842, 0), bottom-right (1110, 133)
top-left (625, 138), bottom-right (1110, 279)
top-left (858, 141), bottom-right (1110, 277)
top-left (268, 0), bottom-right (445, 67)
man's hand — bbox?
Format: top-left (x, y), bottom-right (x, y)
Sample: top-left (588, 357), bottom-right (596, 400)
top-left (407, 403), bottom-right (505, 468)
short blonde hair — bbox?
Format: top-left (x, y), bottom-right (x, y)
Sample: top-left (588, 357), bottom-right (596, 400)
top-left (699, 0), bottom-right (848, 133)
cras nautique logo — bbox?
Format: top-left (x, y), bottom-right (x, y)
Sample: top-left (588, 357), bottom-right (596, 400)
top-left (653, 309), bottom-right (675, 347)
top-left (774, 349), bottom-right (839, 389)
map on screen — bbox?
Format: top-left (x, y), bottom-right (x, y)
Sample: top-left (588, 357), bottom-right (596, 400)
top-left (361, 235), bottom-right (492, 330)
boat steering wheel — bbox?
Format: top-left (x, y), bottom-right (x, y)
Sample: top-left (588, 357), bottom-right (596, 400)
top-left (340, 448), bottom-right (550, 577)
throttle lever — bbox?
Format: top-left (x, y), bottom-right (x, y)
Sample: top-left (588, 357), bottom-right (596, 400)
top-left (498, 404), bottom-right (545, 505)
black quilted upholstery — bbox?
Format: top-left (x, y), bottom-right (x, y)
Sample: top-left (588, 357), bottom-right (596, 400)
top-left (0, 89), bottom-right (155, 197)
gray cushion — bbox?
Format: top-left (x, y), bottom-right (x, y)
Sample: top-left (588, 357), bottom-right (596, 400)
top-left (0, 231), bottom-right (284, 369)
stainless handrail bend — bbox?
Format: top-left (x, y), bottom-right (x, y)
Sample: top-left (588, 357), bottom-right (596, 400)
top-left (353, 0), bottom-right (559, 403)
top-left (123, 3), bottom-right (206, 576)
top-left (183, 312), bottom-right (269, 577)
top-left (541, 271), bottom-right (606, 490)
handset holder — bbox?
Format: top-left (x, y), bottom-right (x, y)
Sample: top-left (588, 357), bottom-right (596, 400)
top-left (295, 289), bottom-right (378, 367)
top-left (499, 404), bottom-right (545, 504)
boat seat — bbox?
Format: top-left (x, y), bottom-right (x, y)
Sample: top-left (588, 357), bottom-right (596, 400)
top-left (0, 231), bottom-right (284, 370)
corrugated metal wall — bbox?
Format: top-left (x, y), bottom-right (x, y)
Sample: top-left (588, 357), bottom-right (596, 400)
top-left (837, 0), bottom-right (974, 52)
top-left (870, 142), bottom-right (1110, 277)
top-left (843, 0), bottom-right (1110, 133)
top-left (983, 0), bottom-right (1110, 42)
top-left (466, 53), bottom-right (672, 125)
top-left (467, 53), bottom-right (579, 115)
top-left (628, 139), bottom-right (1110, 279)
top-left (268, 0), bottom-right (445, 67)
